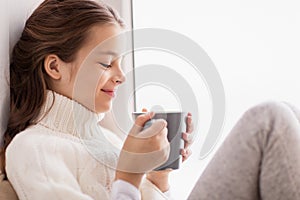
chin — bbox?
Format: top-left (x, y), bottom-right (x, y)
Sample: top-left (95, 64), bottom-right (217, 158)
top-left (95, 103), bottom-right (112, 113)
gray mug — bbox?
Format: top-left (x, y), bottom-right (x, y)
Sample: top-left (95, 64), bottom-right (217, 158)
top-left (132, 112), bottom-right (186, 170)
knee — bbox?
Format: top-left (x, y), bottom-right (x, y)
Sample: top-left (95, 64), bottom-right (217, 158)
top-left (228, 101), bottom-right (300, 150)
top-left (242, 101), bottom-right (299, 131)
top-left (246, 101), bottom-right (291, 118)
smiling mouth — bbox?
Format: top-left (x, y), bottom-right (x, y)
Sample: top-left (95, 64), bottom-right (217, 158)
top-left (101, 89), bottom-right (116, 98)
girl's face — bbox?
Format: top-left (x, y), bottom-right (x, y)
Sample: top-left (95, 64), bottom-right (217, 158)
top-left (49, 24), bottom-right (126, 113)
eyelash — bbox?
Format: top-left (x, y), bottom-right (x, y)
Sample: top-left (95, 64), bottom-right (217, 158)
top-left (99, 63), bottom-right (112, 68)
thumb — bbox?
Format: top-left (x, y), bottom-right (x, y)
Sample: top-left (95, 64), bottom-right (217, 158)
top-left (138, 119), bottom-right (168, 138)
top-left (130, 112), bottom-right (155, 135)
top-left (135, 111), bottom-right (155, 127)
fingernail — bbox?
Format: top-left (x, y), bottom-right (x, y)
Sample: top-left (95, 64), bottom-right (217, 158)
top-left (149, 111), bottom-right (155, 119)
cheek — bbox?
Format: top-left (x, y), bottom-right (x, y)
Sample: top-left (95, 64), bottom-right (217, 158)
top-left (72, 64), bottom-right (107, 112)
top-left (95, 72), bottom-right (109, 92)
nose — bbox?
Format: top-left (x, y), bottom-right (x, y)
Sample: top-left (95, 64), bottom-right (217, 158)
top-left (112, 64), bottom-right (126, 85)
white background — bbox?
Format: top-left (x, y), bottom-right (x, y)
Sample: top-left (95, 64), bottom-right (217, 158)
top-left (133, 0), bottom-right (300, 199)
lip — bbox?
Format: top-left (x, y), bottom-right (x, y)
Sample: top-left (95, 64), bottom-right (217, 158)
top-left (101, 89), bottom-right (116, 98)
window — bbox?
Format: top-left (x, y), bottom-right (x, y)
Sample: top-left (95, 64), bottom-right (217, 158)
top-left (132, 0), bottom-right (300, 199)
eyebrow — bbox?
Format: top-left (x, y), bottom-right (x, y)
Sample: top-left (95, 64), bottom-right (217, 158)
top-left (98, 51), bottom-right (118, 56)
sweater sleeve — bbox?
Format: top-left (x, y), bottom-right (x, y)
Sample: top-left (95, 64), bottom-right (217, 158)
top-left (5, 132), bottom-right (96, 200)
top-left (111, 180), bottom-right (141, 200)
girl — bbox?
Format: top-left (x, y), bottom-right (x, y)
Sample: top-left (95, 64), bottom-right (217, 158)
top-left (2, 0), bottom-right (193, 199)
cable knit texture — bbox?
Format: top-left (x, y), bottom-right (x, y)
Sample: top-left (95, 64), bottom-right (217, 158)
top-left (5, 90), bottom-right (168, 200)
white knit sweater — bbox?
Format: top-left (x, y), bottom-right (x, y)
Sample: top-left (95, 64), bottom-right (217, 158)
top-left (5, 91), bottom-right (168, 200)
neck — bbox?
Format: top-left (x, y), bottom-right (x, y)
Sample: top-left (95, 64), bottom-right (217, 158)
top-left (37, 90), bottom-right (104, 138)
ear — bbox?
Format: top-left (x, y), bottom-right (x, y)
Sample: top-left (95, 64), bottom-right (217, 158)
top-left (44, 54), bottom-right (64, 80)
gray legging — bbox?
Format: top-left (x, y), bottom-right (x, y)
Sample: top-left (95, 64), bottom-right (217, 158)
top-left (188, 102), bottom-right (300, 200)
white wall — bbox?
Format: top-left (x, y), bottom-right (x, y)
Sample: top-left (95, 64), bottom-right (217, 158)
top-left (133, 0), bottom-right (300, 199)
top-left (0, 0), bottom-right (9, 146)
top-left (0, 0), bottom-right (42, 146)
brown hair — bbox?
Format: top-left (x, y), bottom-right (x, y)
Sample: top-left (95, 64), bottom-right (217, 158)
top-left (1, 0), bottom-right (124, 176)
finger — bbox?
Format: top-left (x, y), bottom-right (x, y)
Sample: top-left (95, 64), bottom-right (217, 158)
top-left (186, 113), bottom-right (194, 133)
top-left (181, 148), bottom-right (192, 162)
top-left (130, 112), bottom-right (155, 135)
top-left (142, 108), bottom-right (148, 112)
top-left (182, 132), bottom-right (193, 143)
top-left (135, 111), bottom-right (154, 127)
top-left (182, 153), bottom-right (191, 162)
top-left (182, 132), bottom-right (193, 148)
top-left (137, 119), bottom-right (168, 138)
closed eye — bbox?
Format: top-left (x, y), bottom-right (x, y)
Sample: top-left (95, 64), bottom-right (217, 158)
top-left (99, 63), bottom-right (112, 68)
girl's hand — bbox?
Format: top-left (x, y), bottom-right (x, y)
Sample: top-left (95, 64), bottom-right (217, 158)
top-left (181, 112), bottom-right (194, 162)
top-left (116, 112), bottom-right (170, 188)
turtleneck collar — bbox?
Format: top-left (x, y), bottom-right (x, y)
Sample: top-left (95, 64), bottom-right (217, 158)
top-left (37, 90), bottom-right (105, 138)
